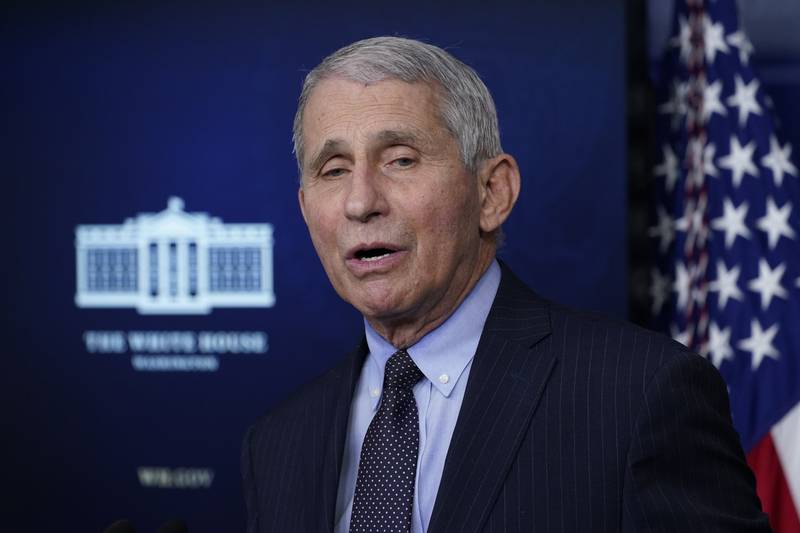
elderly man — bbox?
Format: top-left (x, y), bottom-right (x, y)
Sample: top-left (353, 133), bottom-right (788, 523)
top-left (241, 37), bottom-right (769, 532)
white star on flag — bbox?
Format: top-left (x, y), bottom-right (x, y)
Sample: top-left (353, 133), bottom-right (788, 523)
top-left (650, 268), bottom-right (671, 315)
top-left (675, 197), bottom-right (703, 234)
top-left (671, 15), bottom-right (692, 65)
top-left (711, 198), bottom-right (751, 248)
top-left (703, 80), bottom-right (727, 122)
top-left (648, 205), bottom-right (674, 253)
top-left (708, 322), bottom-right (734, 368)
top-left (709, 260), bottom-right (744, 309)
top-left (726, 75), bottom-right (762, 127)
top-left (747, 259), bottom-right (788, 310)
top-left (718, 135), bottom-right (758, 187)
top-left (659, 81), bottom-right (690, 130)
top-left (737, 319), bottom-right (780, 370)
top-left (673, 261), bottom-right (691, 311)
top-left (756, 197), bottom-right (796, 249)
top-left (654, 144), bottom-right (680, 192)
top-left (703, 15), bottom-right (731, 62)
top-left (726, 30), bottom-right (754, 65)
top-left (703, 143), bottom-right (719, 178)
top-left (761, 136), bottom-right (798, 186)
top-left (691, 283), bottom-right (708, 307)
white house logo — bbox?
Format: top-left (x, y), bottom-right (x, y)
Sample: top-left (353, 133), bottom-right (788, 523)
top-left (75, 197), bottom-right (275, 314)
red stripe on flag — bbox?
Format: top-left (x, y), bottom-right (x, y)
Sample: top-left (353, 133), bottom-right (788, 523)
top-left (747, 433), bottom-right (800, 532)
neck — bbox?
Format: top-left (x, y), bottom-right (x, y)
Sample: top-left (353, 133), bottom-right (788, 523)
top-left (366, 247), bottom-right (495, 349)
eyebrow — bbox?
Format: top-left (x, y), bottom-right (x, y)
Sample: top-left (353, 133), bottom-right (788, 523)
top-left (305, 129), bottom-right (432, 175)
top-left (306, 139), bottom-right (346, 176)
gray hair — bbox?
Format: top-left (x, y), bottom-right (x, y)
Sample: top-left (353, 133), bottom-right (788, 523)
top-left (292, 36), bottom-right (503, 174)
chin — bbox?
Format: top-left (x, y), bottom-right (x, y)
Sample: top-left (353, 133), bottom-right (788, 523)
top-left (353, 298), bottom-right (402, 321)
top-left (351, 290), bottom-right (412, 323)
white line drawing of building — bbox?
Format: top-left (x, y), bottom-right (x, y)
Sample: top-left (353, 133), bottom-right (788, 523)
top-left (75, 197), bottom-right (274, 314)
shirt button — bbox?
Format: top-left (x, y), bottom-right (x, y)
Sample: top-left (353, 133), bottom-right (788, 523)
top-left (370, 387), bottom-right (380, 398)
top-left (438, 374), bottom-right (449, 384)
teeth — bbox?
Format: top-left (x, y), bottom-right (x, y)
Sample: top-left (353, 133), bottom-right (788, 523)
top-left (362, 252), bottom-right (391, 262)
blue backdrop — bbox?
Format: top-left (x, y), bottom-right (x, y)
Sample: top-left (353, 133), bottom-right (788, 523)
top-left (4, 2), bottom-right (627, 531)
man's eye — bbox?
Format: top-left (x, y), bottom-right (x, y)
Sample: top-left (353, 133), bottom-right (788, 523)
top-left (392, 157), bottom-right (415, 168)
top-left (322, 167), bottom-right (347, 178)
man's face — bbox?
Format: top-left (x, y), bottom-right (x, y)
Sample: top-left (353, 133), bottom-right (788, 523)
top-left (298, 78), bottom-right (490, 331)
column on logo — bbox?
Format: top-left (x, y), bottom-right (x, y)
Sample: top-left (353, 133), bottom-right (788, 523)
top-left (158, 239), bottom-right (169, 301)
top-left (197, 236), bottom-right (209, 301)
top-left (176, 239), bottom-right (189, 301)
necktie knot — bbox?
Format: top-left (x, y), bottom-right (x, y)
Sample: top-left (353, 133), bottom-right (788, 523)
top-left (384, 349), bottom-right (423, 391)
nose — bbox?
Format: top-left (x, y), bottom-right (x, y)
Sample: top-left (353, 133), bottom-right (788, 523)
top-left (344, 165), bottom-right (387, 223)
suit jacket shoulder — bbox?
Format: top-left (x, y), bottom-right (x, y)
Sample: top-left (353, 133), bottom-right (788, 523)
top-left (428, 265), bottom-right (768, 532)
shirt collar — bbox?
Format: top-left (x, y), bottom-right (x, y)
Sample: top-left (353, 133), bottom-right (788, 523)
top-left (364, 260), bottom-right (501, 408)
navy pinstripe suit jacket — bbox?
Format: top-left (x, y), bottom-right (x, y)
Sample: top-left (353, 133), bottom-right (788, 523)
top-left (242, 265), bottom-right (770, 532)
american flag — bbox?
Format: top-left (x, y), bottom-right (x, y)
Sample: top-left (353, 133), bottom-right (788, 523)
top-left (650, 0), bottom-right (800, 530)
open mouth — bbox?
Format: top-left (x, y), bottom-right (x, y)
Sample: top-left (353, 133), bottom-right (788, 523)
top-left (354, 247), bottom-right (396, 262)
top-left (346, 244), bottom-right (404, 273)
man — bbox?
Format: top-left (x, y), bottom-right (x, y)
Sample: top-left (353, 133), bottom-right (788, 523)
top-left (242, 36), bottom-right (769, 532)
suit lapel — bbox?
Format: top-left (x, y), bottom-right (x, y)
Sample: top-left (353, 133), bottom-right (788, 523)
top-left (318, 338), bottom-right (368, 532)
top-left (428, 266), bottom-right (557, 533)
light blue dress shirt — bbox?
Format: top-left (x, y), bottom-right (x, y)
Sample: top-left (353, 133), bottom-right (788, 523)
top-left (334, 260), bottom-right (501, 533)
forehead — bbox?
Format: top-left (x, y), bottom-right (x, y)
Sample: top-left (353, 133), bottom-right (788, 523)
top-left (301, 78), bottom-right (446, 151)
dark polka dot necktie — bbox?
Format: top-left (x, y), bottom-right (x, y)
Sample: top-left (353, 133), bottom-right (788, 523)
top-left (349, 349), bottom-right (424, 533)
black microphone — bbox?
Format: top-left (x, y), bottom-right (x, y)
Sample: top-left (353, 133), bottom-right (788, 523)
top-left (156, 519), bottom-right (188, 533)
top-left (102, 519), bottom-right (136, 533)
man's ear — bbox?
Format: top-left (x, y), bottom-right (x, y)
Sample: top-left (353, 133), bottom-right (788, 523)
top-left (477, 153), bottom-right (521, 233)
top-left (298, 186), bottom-right (309, 225)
